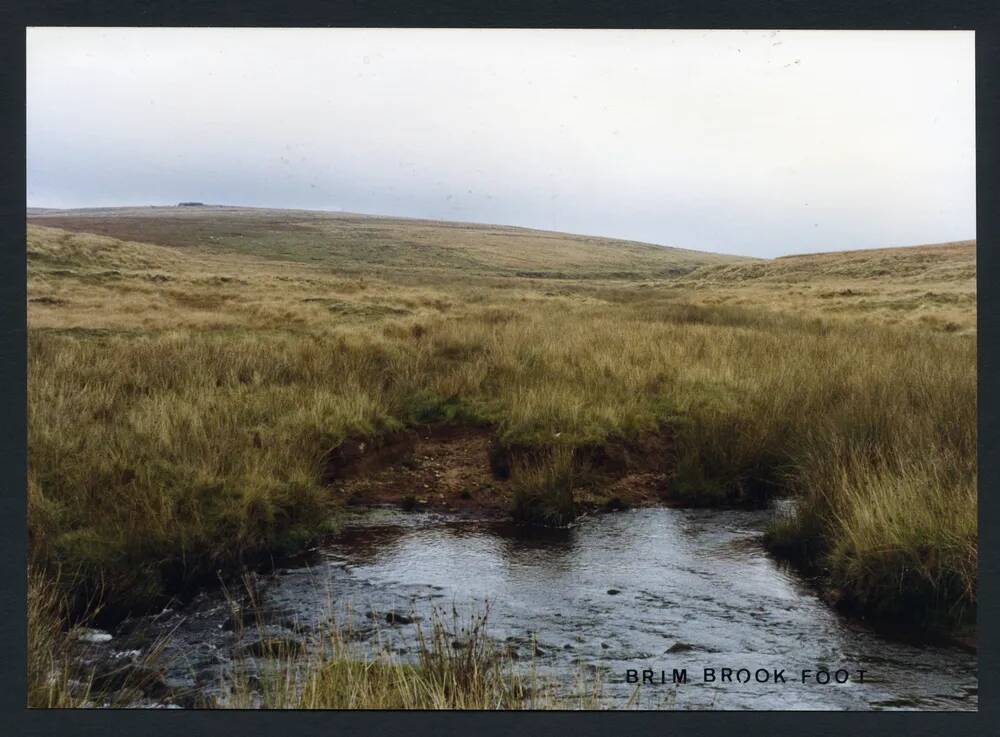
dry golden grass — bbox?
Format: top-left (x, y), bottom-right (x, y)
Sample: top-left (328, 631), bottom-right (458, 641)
top-left (27, 569), bottom-right (93, 708)
top-left (26, 211), bottom-right (976, 654)
top-left (661, 240), bottom-right (976, 333)
top-left (219, 607), bottom-right (599, 710)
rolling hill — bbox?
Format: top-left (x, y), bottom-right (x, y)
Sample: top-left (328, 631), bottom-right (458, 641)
top-left (27, 205), bottom-right (747, 282)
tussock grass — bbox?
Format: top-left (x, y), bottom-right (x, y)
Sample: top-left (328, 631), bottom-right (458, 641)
top-left (770, 430), bottom-right (976, 626)
top-left (26, 215), bottom-right (976, 655)
top-left (214, 575), bottom-right (596, 710)
top-left (221, 609), bottom-right (570, 709)
top-left (27, 569), bottom-right (92, 707)
top-left (510, 446), bottom-right (578, 525)
top-left (27, 567), bottom-right (172, 708)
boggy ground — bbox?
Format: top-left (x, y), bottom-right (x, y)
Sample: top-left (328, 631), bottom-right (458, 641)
top-left (25, 209), bottom-right (977, 705)
top-left (323, 423), bottom-right (677, 517)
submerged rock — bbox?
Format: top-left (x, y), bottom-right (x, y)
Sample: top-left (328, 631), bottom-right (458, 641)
top-left (366, 609), bottom-right (419, 625)
top-left (665, 642), bottom-right (696, 654)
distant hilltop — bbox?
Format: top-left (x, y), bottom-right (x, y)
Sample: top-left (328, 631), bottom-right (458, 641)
top-left (177, 202), bottom-right (206, 207)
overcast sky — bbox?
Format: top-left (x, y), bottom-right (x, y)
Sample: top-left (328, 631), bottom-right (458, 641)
top-left (27, 28), bottom-right (975, 257)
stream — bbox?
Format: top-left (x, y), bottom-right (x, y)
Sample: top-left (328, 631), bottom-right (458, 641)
top-left (77, 506), bottom-right (978, 710)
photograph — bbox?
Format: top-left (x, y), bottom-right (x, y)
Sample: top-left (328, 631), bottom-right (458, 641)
top-left (24, 27), bottom-right (977, 710)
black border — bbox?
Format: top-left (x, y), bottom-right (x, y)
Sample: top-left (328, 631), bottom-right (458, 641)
top-left (4, 2), bottom-right (999, 735)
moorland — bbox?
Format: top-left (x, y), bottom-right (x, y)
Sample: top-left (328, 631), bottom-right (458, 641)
top-left (25, 206), bottom-right (976, 706)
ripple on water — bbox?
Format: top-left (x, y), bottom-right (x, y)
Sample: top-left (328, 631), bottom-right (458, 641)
top-left (90, 506), bottom-right (976, 710)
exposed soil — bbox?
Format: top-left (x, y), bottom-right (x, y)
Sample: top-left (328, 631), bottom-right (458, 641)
top-left (322, 423), bottom-right (676, 518)
top-left (325, 425), bottom-right (510, 515)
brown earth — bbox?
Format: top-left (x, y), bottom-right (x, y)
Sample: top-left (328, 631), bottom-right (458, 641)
top-left (324, 425), bottom-right (510, 515)
top-left (321, 424), bottom-right (676, 518)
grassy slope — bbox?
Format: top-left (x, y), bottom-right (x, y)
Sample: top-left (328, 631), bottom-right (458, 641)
top-left (28, 205), bottom-right (741, 282)
top-left (670, 241), bottom-right (976, 334)
top-left (26, 209), bottom-right (976, 635)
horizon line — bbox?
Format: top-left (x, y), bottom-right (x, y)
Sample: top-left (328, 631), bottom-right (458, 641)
top-left (26, 202), bottom-right (976, 260)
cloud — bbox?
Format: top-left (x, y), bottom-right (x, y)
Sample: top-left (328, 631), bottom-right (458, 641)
top-left (26, 28), bottom-right (975, 257)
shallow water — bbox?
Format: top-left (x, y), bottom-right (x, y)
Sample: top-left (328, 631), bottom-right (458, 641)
top-left (86, 506), bottom-right (977, 710)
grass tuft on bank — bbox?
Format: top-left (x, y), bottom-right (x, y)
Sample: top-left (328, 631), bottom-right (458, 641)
top-left (219, 601), bottom-right (598, 709)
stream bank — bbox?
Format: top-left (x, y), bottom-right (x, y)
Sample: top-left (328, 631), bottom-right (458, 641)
top-left (72, 507), bottom-right (977, 710)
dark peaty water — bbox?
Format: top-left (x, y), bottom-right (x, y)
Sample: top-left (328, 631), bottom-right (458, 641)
top-left (89, 507), bottom-right (977, 710)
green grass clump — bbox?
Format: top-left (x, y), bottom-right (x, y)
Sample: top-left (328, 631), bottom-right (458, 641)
top-left (509, 446), bottom-right (578, 526)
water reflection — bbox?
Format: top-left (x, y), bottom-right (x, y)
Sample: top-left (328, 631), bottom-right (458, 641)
top-left (96, 506), bottom-right (977, 711)
top-left (317, 508), bottom-right (977, 710)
